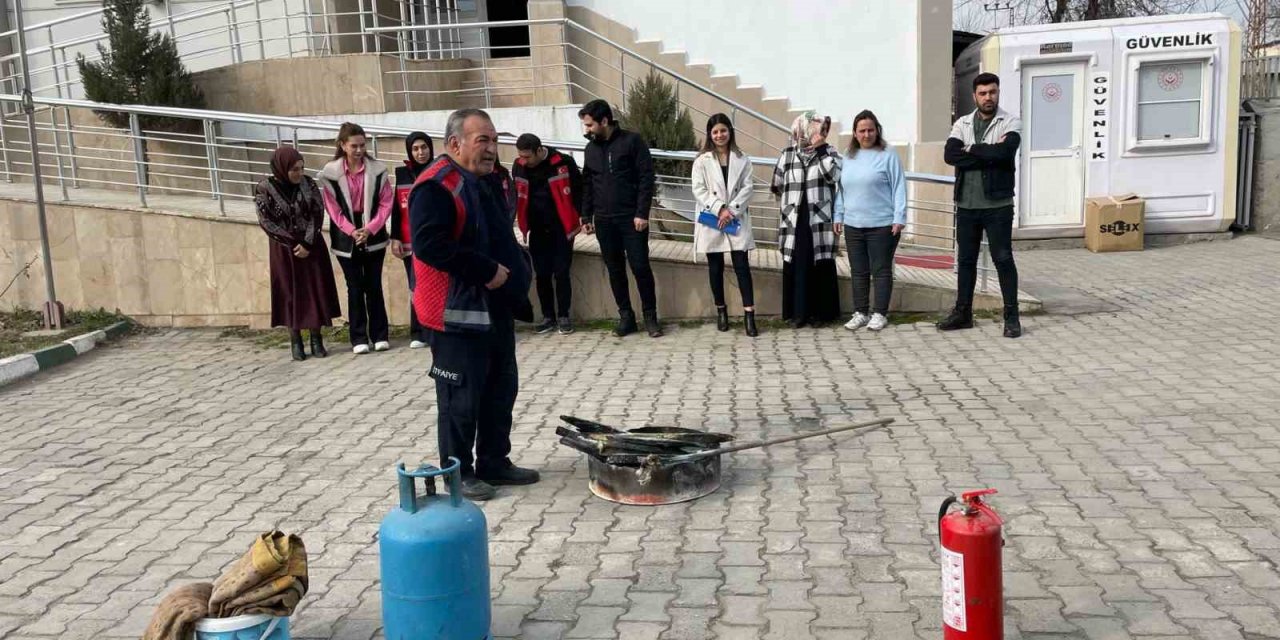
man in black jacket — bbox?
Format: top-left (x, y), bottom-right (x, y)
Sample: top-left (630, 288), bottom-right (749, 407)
top-left (578, 99), bottom-right (662, 338)
top-left (409, 108), bottom-right (538, 501)
top-left (939, 72), bottom-right (1024, 338)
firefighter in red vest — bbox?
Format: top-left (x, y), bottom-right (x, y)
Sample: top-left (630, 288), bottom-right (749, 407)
top-left (408, 109), bottom-right (537, 501)
top-left (389, 131), bottom-right (433, 348)
top-left (513, 133), bottom-right (583, 335)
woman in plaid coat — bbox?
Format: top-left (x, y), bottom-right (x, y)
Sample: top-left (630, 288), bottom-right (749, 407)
top-left (770, 112), bottom-right (842, 327)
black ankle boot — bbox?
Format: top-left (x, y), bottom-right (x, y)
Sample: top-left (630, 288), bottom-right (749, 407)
top-left (936, 305), bottom-right (974, 331)
top-left (290, 330), bottom-right (307, 361)
top-left (644, 312), bottom-right (664, 338)
top-left (744, 310), bottom-right (758, 337)
top-left (310, 330), bottom-right (328, 357)
top-left (1003, 305), bottom-right (1022, 339)
top-left (716, 306), bottom-right (730, 332)
top-left (614, 310), bottom-right (638, 337)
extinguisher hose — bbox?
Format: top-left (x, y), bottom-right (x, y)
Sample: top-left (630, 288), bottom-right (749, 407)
top-left (937, 495), bottom-right (958, 542)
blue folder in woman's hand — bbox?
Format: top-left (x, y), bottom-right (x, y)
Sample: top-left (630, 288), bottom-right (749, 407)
top-left (698, 208), bottom-right (740, 236)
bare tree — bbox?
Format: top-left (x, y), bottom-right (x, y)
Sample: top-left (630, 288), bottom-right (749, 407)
top-left (957, 0), bottom-right (1227, 29)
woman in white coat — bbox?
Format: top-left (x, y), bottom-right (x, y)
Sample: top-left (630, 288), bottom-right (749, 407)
top-left (692, 113), bottom-right (758, 337)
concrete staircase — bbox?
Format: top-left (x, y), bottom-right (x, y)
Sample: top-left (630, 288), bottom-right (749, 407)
top-left (460, 56), bottom-right (536, 108)
top-left (568, 5), bottom-right (840, 155)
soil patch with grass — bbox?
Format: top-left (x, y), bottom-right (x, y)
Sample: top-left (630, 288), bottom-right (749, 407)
top-left (0, 308), bottom-right (137, 359)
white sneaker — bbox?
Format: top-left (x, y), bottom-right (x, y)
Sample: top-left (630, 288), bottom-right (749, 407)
top-left (409, 340), bottom-right (427, 349)
top-left (352, 344), bottom-right (370, 355)
top-left (374, 341), bottom-right (391, 352)
top-left (843, 312), bottom-right (870, 331)
top-left (867, 313), bottom-right (889, 331)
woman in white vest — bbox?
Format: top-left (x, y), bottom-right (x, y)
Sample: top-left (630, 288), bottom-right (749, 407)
top-left (318, 122), bottom-right (395, 354)
top-left (691, 113), bottom-right (758, 337)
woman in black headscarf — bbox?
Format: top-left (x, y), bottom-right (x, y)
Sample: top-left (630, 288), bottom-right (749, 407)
top-left (389, 131), bottom-right (434, 348)
top-left (255, 146), bottom-right (342, 361)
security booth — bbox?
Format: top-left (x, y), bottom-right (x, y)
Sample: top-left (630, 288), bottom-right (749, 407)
top-left (953, 14), bottom-right (1242, 241)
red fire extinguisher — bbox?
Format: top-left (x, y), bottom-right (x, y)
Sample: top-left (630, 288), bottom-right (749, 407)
top-left (938, 489), bottom-right (1004, 639)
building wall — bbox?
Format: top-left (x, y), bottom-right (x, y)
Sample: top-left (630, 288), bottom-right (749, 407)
top-left (1247, 99), bottom-right (1280, 236)
top-left (564, 0), bottom-right (952, 143)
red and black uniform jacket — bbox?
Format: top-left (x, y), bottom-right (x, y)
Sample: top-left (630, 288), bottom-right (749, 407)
top-left (409, 156), bottom-right (533, 333)
top-left (391, 160), bottom-right (429, 251)
top-left (512, 147), bottom-right (583, 238)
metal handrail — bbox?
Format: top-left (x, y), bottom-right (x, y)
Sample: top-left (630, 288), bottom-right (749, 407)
top-left (0, 5), bottom-right (106, 38)
top-left (0, 95), bottom-right (987, 287)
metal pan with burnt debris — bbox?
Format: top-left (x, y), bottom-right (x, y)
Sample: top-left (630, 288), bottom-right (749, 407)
top-left (556, 415), bottom-right (893, 506)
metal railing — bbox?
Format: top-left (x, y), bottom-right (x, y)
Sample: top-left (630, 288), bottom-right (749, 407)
top-left (2, 8), bottom-right (793, 155)
top-left (1243, 55), bottom-right (1280, 100)
top-left (0, 95), bottom-right (988, 290)
top-left (0, 0), bottom-right (452, 101)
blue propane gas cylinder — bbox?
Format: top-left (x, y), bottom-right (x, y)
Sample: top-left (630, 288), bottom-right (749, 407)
top-left (379, 459), bottom-right (491, 640)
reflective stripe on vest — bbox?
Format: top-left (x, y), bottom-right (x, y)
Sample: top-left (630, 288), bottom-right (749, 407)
top-left (410, 157), bottom-right (492, 333)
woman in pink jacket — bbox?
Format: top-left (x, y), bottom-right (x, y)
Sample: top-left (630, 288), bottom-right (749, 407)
top-left (318, 122), bottom-right (395, 354)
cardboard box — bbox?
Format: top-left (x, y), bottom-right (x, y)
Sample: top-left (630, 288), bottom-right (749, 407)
top-left (1085, 194), bottom-right (1144, 253)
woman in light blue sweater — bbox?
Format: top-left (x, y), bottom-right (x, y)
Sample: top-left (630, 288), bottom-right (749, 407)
top-left (834, 110), bottom-right (907, 332)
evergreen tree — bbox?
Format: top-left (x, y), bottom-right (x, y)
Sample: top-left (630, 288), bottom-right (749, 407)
top-left (77, 0), bottom-right (205, 130)
top-left (618, 71), bottom-right (697, 178)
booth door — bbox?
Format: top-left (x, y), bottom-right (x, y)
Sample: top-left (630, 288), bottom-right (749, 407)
top-left (1020, 62), bottom-right (1085, 228)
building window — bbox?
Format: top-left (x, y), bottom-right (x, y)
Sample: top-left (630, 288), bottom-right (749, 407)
top-left (1134, 60), bottom-right (1208, 145)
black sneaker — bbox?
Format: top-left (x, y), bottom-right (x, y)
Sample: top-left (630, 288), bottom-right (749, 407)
top-left (644, 313), bottom-right (664, 338)
top-left (936, 305), bottom-right (974, 331)
top-left (614, 311), bottom-right (638, 337)
top-left (534, 318), bottom-right (556, 334)
top-left (1003, 305), bottom-right (1022, 339)
top-left (477, 463), bottom-right (541, 486)
top-left (457, 475), bottom-right (497, 501)
top-left (557, 317), bottom-right (575, 335)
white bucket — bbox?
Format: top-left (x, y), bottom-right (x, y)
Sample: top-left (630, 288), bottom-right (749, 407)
top-left (192, 614), bottom-right (289, 640)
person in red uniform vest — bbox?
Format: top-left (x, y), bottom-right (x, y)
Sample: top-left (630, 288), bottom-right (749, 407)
top-left (409, 109), bottom-right (536, 501)
top-left (513, 133), bottom-right (583, 335)
top-left (389, 131), bottom-right (434, 348)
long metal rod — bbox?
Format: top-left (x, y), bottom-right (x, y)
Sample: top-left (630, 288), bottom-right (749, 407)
top-left (625, 418), bottom-right (894, 468)
top-left (12, 0), bottom-right (61, 329)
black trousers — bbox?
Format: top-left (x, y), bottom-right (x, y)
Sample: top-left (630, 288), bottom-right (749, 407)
top-left (400, 258), bottom-right (428, 341)
top-left (427, 327), bottom-right (517, 477)
top-left (529, 227), bottom-right (574, 320)
top-left (844, 226), bottom-right (900, 315)
top-left (707, 250), bottom-right (754, 308)
top-left (594, 216), bottom-right (657, 315)
top-left (337, 249), bottom-right (389, 345)
top-left (955, 206), bottom-right (1018, 308)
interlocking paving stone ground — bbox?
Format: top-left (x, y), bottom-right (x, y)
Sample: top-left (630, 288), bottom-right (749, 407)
top-left (2, 238), bottom-right (1280, 639)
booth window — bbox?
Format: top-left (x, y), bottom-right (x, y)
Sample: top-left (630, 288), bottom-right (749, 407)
top-left (1134, 60), bottom-right (1207, 145)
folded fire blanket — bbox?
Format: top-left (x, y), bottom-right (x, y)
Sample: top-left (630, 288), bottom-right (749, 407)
top-left (140, 531), bottom-right (308, 640)
top-left (208, 531), bottom-right (309, 618)
top-left (141, 582), bottom-right (213, 640)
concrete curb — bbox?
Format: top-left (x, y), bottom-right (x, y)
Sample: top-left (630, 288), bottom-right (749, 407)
top-left (0, 321), bottom-right (131, 390)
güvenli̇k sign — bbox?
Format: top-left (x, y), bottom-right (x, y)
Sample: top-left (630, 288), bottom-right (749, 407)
top-left (1084, 194), bottom-right (1145, 253)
